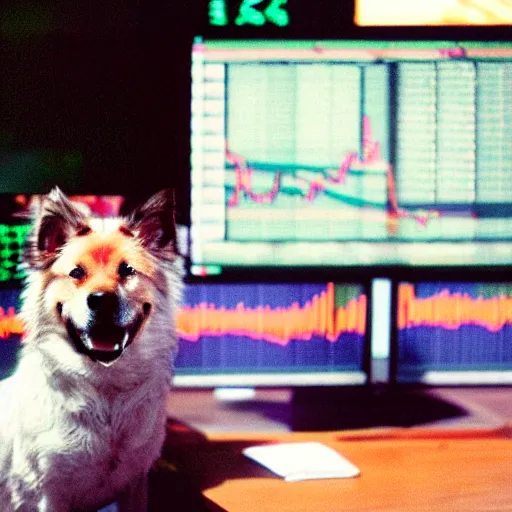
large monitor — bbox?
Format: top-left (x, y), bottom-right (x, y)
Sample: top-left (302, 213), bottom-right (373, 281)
top-left (174, 280), bottom-right (368, 386)
top-left (190, 39), bottom-right (512, 275)
top-left (395, 280), bottom-right (512, 384)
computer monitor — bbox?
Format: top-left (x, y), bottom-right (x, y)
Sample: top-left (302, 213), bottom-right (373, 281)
top-left (394, 280), bottom-right (512, 384)
top-left (174, 280), bottom-right (369, 387)
top-left (190, 38), bottom-right (512, 275)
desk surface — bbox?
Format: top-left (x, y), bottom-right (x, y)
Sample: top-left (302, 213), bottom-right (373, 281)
top-left (174, 427), bottom-right (512, 512)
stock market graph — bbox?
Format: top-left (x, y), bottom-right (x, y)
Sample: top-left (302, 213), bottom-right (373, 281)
top-left (191, 41), bottom-right (512, 269)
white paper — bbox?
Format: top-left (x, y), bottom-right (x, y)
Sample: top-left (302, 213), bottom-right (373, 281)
top-left (243, 442), bottom-right (360, 482)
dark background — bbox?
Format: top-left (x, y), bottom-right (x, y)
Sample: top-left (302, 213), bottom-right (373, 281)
top-left (1, 0), bottom-right (510, 222)
top-left (0, 0), bottom-right (202, 221)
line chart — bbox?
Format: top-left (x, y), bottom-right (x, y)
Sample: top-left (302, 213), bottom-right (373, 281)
top-left (226, 116), bottom-right (435, 228)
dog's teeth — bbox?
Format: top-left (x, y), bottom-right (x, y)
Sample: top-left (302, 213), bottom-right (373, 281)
top-left (122, 331), bottom-right (130, 349)
top-left (113, 344), bottom-right (120, 351)
top-left (98, 358), bottom-right (120, 368)
top-left (83, 336), bottom-right (93, 350)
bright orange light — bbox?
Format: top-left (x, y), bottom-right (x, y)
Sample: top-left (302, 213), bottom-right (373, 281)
top-left (355, 0), bottom-right (512, 26)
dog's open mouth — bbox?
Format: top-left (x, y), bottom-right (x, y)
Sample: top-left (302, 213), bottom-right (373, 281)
top-left (66, 317), bottom-right (143, 367)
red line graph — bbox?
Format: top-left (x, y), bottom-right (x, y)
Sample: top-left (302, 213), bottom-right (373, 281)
top-left (226, 115), bottom-right (435, 226)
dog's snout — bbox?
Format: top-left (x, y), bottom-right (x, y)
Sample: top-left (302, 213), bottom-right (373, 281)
top-left (87, 292), bottom-right (119, 317)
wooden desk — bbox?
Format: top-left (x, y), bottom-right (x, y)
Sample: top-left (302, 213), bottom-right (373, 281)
top-left (161, 426), bottom-right (512, 512)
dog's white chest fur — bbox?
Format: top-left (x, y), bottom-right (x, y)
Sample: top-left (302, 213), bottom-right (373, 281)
top-left (0, 350), bottom-right (169, 512)
top-left (46, 387), bottom-right (165, 509)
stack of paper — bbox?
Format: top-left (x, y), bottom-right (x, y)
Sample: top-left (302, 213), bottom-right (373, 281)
top-left (243, 442), bottom-right (360, 482)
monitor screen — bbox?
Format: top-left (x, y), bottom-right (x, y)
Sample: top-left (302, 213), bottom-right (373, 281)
top-left (175, 281), bottom-right (368, 386)
top-left (190, 39), bottom-right (512, 274)
top-left (396, 281), bottom-right (512, 384)
top-left (0, 288), bottom-right (22, 379)
top-left (0, 281), bottom-right (369, 386)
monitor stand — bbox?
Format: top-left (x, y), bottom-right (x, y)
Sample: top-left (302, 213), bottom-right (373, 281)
top-left (290, 385), bottom-right (466, 431)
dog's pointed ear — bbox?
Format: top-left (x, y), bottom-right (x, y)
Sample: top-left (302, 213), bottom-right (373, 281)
top-left (25, 188), bottom-right (87, 268)
top-left (126, 189), bottom-right (176, 257)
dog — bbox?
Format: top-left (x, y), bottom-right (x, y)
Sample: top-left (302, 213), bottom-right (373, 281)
top-left (0, 188), bottom-right (182, 511)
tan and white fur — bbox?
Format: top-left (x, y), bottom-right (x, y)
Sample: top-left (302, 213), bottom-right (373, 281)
top-left (0, 188), bottom-right (182, 511)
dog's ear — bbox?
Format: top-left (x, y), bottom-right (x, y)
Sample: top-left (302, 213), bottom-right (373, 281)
top-left (25, 187), bottom-right (88, 268)
top-left (126, 189), bottom-right (176, 257)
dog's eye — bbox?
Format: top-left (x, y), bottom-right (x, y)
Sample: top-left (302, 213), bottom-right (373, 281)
top-left (69, 265), bottom-right (86, 280)
top-left (118, 261), bottom-right (136, 278)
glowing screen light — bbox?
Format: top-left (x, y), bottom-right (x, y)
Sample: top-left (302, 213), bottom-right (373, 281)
top-left (190, 40), bottom-right (512, 271)
top-left (356, 0), bottom-right (512, 26)
top-left (208, 0), bottom-right (289, 27)
top-left (0, 225), bottom-right (31, 282)
top-left (397, 281), bottom-right (512, 384)
top-left (209, 0), bottom-right (228, 26)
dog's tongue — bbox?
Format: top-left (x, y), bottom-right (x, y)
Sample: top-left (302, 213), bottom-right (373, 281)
top-left (88, 325), bottom-right (126, 352)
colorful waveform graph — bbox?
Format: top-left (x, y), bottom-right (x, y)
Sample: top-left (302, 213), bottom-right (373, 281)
top-left (0, 305), bottom-right (22, 379)
top-left (175, 282), bottom-right (367, 378)
top-left (177, 282), bottom-right (366, 346)
top-left (225, 115), bottom-right (436, 228)
top-left (397, 282), bottom-right (512, 381)
top-left (398, 283), bottom-right (512, 332)
top-left (0, 283), bottom-right (366, 344)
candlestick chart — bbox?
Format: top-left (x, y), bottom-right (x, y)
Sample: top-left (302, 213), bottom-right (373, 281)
top-left (221, 61), bottom-right (456, 244)
top-left (224, 97), bottom-right (435, 243)
top-left (397, 282), bottom-right (512, 380)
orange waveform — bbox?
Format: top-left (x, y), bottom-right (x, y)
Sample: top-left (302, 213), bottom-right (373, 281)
top-left (176, 283), bottom-right (366, 346)
top-left (2, 285), bottom-right (366, 345)
top-left (0, 307), bottom-right (24, 339)
top-left (398, 284), bottom-right (512, 332)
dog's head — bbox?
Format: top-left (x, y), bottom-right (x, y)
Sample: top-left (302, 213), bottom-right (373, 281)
top-left (22, 188), bottom-right (180, 368)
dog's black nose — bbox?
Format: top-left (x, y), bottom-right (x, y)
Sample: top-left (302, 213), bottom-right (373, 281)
top-left (87, 292), bottom-right (119, 317)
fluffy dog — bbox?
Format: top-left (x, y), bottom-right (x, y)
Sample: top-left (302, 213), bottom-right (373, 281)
top-left (0, 188), bottom-right (182, 511)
